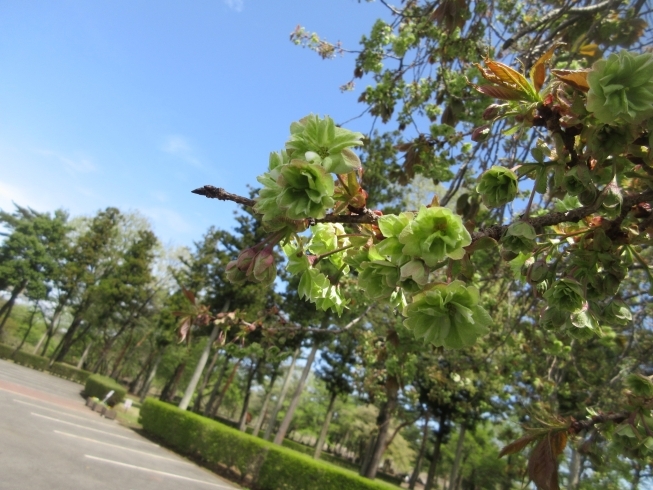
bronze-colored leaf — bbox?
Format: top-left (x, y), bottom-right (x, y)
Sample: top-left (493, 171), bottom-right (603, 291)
top-left (530, 44), bottom-right (560, 92)
top-left (476, 59), bottom-right (535, 100)
top-left (578, 43), bottom-right (598, 57)
top-left (182, 288), bottom-right (196, 305)
top-left (499, 431), bottom-right (544, 458)
top-left (473, 83), bottom-right (529, 101)
top-left (527, 430), bottom-right (568, 490)
top-left (551, 69), bottom-right (590, 92)
top-left (178, 318), bottom-right (192, 343)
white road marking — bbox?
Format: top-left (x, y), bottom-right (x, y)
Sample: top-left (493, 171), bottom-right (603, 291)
top-left (13, 399), bottom-right (106, 424)
top-left (30, 412), bottom-right (153, 445)
top-left (84, 455), bottom-right (234, 488)
top-left (54, 431), bottom-right (190, 464)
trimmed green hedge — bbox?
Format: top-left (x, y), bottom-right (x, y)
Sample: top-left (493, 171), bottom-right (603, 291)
top-left (140, 399), bottom-right (399, 490)
top-left (49, 362), bottom-right (92, 384)
top-left (0, 342), bottom-right (92, 384)
top-left (283, 438), bottom-right (402, 485)
top-left (11, 349), bottom-right (50, 370)
top-left (0, 343), bottom-right (14, 359)
top-left (84, 374), bottom-right (126, 405)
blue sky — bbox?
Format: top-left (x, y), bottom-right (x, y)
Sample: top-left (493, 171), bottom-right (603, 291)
top-left (0, 1), bottom-right (389, 247)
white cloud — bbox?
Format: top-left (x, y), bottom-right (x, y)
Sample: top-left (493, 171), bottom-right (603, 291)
top-left (35, 149), bottom-right (97, 174)
top-left (224, 0), bottom-right (244, 12)
top-left (161, 134), bottom-right (202, 168)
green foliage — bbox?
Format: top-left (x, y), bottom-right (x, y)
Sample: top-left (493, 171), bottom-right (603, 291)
top-left (11, 349), bottom-right (50, 371)
top-left (0, 343), bottom-right (13, 359)
top-left (49, 362), bottom-right (92, 384)
top-left (84, 374), bottom-right (126, 405)
top-left (140, 398), bottom-right (399, 490)
top-left (0, 342), bottom-right (91, 383)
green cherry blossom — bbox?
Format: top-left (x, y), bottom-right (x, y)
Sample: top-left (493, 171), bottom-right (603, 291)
top-left (587, 50), bottom-right (653, 124)
top-left (398, 207), bottom-right (471, 267)
top-left (476, 166), bottom-right (518, 208)
top-left (403, 281), bottom-right (492, 349)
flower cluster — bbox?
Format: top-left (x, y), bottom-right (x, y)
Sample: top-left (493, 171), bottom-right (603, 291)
top-left (403, 281), bottom-right (492, 349)
top-left (226, 245), bottom-right (277, 287)
top-left (587, 50), bottom-right (653, 124)
top-left (253, 115), bottom-right (364, 230)
top-left (476, 166), bottom-right (518, 208)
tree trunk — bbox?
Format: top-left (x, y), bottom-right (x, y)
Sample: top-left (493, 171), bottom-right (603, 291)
top-left (129, 348), bottom-right (155, 393)
top-left (362, 375), bottom-right (400, 479)
top-left (38, 293), bottom-right (69, 355)
top-left (178, 323), bottom-right (221, 410)
top-left (204, 354), bottom-right (231, 416)
top-left (264, 348), bottom-right (299, 441)
top-left (178, 301), bottom-right (229, 411)
top-left (273, 342), bottom-right (319, 445)
top-left (12, 302), bottom-right (39, 357)
top-left (448, 424), bottom-right (467, 490)
top-left (359, 435), bottom-right (376, 475)
top-left (252, 367), bottom-right (279, 437)
top-left (424, 415), bottom-right (447, 490)
top-left (76, 341), bottom-right (93, 369)
top-left (314, 391), bottom-right (337, 459)
top-left (51, 312), bottom-right (84, 364)
top-left (210, 358), bottom-right (242, 418)
top-left (193, 348), bottom-right (222, 413)
top-left (409, 414), bottom-right (430, 490)
top-left (110, 334), bottom-right (134, 379)
top-left (91, 337), bottom-right (112, 373)
top-left (160, 360), bottom-right (186, 402)
top-left (0, 280), bottom-right (28, 337)
top-left (567, 446), bottom-right (581, 490)
top-left (238, 359), bottom-right (261, 431)
top-left (140, 350), bottom-right (164, 402)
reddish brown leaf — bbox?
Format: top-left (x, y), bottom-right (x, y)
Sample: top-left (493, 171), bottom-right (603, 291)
top-left (530, 44), bottom-right (559, 92)
top-left (527, 430), bottom-right (568, 490)
top-left (551, 69), bottom-right (590, 92)
top-left (178, 318), bottom-right (192, 343)
top-left (499, 431), bottom-right (545, 458)
top-left (182, 288), bottom-right (196, 305)
top-left (473, 84), bottom-right (528, 101)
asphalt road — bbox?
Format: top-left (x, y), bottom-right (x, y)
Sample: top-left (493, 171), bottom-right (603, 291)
top-left (0, 359), bottom-right (239, 490)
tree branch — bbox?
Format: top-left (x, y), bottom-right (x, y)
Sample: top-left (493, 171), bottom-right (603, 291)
top-left (191, 185), bottom-right (256, 208)
top-left (569, 411), bottom-right (630, 434)
top-left (192, 185), bottom-right (653, 243)
top-left (471, 188), bottom-right (653, 242)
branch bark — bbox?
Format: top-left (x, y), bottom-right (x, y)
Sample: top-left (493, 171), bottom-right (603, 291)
top-left (192, 185), bottom-right (653, 244)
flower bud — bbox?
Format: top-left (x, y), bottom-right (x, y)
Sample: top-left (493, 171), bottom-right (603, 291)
top-left (471, 125), bottom-right (491, 142)
top-left (527, 259), bottom-right (549, 283)
top-left (482, 104), bottom-right (501, 120)
top-left (236, 247), bottom-right (258, 272)
top-left (252, 248), bottom-right (276, 285)
top-left (226, 260), bottom-right (248, 285)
